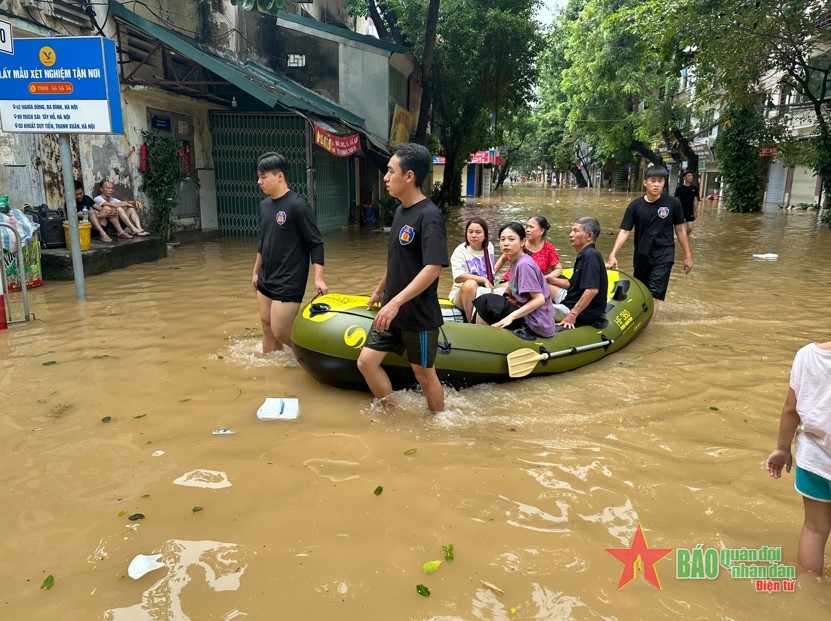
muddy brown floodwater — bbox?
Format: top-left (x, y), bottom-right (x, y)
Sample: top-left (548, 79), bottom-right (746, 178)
top-left (1, 185), bottom-right (831, 620)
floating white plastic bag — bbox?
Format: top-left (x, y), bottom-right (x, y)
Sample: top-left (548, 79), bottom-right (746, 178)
top-left (257, 398), bottom-right (299, 420)
top-left (127, 553), bottom-right (165, 580)
top-left (752, 253), bottom-right (779, 260)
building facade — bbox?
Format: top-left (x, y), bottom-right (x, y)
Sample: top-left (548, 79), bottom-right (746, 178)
top-left (0, 0), bottom-right (417, 235)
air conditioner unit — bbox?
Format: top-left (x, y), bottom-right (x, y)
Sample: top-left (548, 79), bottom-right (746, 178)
top-left (706, 137), bottom-right (715, 147)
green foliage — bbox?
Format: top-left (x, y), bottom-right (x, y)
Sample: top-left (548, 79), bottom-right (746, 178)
top-left (229, 0), bottom-right (287, 15)
top-left (821, 208), bottom-right (831, 228)
top-left (139, 131), bottom-right (189, 240)
top-left (430, 0), bottom-right (542, 207)
top-left (714, 103), bottom-right (767, 213)
top-left (378, 195), bottom-right (398, 227)
top-left (532, 0), bottom-right (692, 176)
top-left (633, 0), bottom-right (831, 212)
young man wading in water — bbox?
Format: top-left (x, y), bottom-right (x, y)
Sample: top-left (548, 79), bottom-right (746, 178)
top-left (606, 165), bottom-right (693, 317)
top-left (252, 152), bottom-right (328, 354)
top-left (357, 143), bottom-right (449, 413)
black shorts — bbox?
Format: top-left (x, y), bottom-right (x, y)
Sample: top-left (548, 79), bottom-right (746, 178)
top-left (365, 326), bottom-right (439, 368)
top-left (473, 293), bottom-right (522, 329)
top-left (471, 293), bottom-right (546, 338)
top-left (634, 262), bottom-right (673, 301)
top-left (683, 211), bottom-right (696, 222)
top-left (256, 282), bottom-right (303, 304)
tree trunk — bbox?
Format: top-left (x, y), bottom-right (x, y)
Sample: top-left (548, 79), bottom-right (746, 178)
top-left (414, 0), bottom-right (440, 144)
top-left (493, 160), bottom-right (511, 190)
top-left (631, 140), bottom-right (663, 167)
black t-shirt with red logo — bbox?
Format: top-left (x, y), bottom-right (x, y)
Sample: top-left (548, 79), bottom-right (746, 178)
top-left (256, 190), bottom-right (324, 301)
top-left (620, 194), bottom-right (685, 266)
top-left (384, 198), bottom-right (449, 331)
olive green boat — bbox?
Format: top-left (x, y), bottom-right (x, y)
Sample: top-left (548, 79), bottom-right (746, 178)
top-left (290, 269), bottom-right (653, 390)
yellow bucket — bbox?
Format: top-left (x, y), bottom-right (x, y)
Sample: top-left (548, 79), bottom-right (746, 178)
top-left (62, 221), bottom-right (92, 251)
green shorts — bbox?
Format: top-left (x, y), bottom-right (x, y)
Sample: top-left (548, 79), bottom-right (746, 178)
top-left (795, 465), bottom-right (831, 502)
top-left (365, 326), bottom-right (439, 368)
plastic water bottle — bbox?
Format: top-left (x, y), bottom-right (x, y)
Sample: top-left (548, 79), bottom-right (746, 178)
top-left (82, 206), bottom-right (89, 222)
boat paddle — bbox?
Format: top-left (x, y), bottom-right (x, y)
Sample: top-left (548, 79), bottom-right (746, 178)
top-left (507, 337), bottom-right (615, 378)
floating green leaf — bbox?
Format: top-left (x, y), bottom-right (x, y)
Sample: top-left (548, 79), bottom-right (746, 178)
top-left (416, 584), bottom-right (430, 597)
top-left (128, 513), bottom-right (145, 521)
top-left (192, 506), bottom-right (203, 513)
top-left (442, 544), bottom-right (455, 562)
top-left (710, 406), bottom-right (719, 411)
top-left (37, 399), bottom-right (46, 404)
top-left (101, 416), bottom-right (112, 423)
top-left (404, 448), bottom-right (417, 455)
top-left (42, 361), bottom-right (56, 366)
top-left (373, 485), bottom-right (383, 496)
top-left (422, 560), bottom-right (442, 574)
top-left (284, 362), bottom-right (298, 369)
top-left (133, 414), bottom-right (147, 419)
top-left (118, 510), bottom-right (127, 517)
top-left (40, 575), bottom-right (54, 590)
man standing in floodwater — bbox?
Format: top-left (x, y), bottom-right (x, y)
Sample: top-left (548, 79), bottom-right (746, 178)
top-left (605, 165), bottom-right (692, 316)
top-left (357, 143), bottom-right (449, 413)
top-left (251, 151), bottom-right (328, 354)
top-left (675, 170), bottom-right (700, 234)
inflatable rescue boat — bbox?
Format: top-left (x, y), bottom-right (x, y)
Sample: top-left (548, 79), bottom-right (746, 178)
top-left (291, 270), bottom-right (653, 390)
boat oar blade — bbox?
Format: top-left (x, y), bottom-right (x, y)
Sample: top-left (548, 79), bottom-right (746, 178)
top-left (507, 348), bottom-right (547, 378)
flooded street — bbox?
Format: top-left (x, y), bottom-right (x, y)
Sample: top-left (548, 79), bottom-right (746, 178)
top-left (2, 184), bottom-right (831, 620)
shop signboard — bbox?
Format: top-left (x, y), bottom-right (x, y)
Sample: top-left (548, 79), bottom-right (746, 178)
top-left (0, 36), bottom-right (123, 134)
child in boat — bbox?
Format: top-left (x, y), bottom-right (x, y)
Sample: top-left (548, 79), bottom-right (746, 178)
top-left (765, 338), bottom-right (831, 577)
top-left (448, 217), bottom-right (496, 322)
top-left (472, 222), bottom-right (555, 338)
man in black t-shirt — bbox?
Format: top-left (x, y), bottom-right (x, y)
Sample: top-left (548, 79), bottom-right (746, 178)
top-left (606, 165), bottom-right (693, 317)
top-left (357, 143), bottom-right (449, 413)
top-left (251, 152), bottom-right (328, 354)
top-left (674, 171), bottom-right (700, 234)
top-left (548, 217), bottom-right (608, 329)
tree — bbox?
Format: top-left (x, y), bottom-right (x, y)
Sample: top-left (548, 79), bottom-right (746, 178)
top-left (714, 102), bottom-right (767, 212)
top-left (354, 0), bottom-right (541, 208)
top-left (536, 0), bottom-right (698, 180)
top-left (632, 0), bottom-right (831, 210)
top-left (431, 0), bottom-right (541, 206)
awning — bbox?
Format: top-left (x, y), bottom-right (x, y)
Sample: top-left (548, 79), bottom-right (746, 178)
top-left (110, 2), bottom-right (365, 126)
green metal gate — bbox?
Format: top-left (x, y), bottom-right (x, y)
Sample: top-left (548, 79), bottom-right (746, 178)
top-left (312, 145), bottom-right (349, 234)
top-left (212, 112), bottom-right (307, 237)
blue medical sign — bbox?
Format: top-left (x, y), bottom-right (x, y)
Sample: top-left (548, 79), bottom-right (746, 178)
top-left (0, 36), bottom-right (123, 134)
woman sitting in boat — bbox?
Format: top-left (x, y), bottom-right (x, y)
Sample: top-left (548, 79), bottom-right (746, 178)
top-left (448, 217), bottom-right (496, 321)
top-left (495, 215), bottom-right (562, 298)
top-left (472, 222), bottom-right (555, 338)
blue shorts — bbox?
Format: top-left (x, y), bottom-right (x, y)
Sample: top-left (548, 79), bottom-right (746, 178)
top-left (365, 326), bottom-right (438, 368)
top-left (795, 466), bottom-right (831, 502)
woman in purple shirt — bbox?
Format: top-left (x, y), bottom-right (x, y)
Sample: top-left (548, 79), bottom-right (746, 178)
top-left (472, 222), bottom-right (555, 338)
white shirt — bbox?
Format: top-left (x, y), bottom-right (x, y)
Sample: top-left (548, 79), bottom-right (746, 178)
top-left (793, 343), bottom-right (831, 479)
top-left (448, 242), bottom-right (495, 304)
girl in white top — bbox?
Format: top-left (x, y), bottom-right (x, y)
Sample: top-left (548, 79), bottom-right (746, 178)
top-left (766, 339), bottom-right (831, 577)
top-left (448, 217), bottom-right (495, 321)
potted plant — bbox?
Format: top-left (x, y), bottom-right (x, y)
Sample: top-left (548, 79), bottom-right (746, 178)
top-left (139, 130), bottom-right (190, 242)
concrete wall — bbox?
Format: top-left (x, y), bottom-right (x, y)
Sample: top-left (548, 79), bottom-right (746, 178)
top-left (340, 46), bottom-right (390, 139)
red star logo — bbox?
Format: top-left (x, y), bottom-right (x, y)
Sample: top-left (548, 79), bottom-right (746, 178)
top-left (606, 523), bottom-right (673, 590)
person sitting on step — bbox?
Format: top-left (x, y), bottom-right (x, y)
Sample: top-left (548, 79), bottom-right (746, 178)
top-left (94, 179), bottom-right (151, 238)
